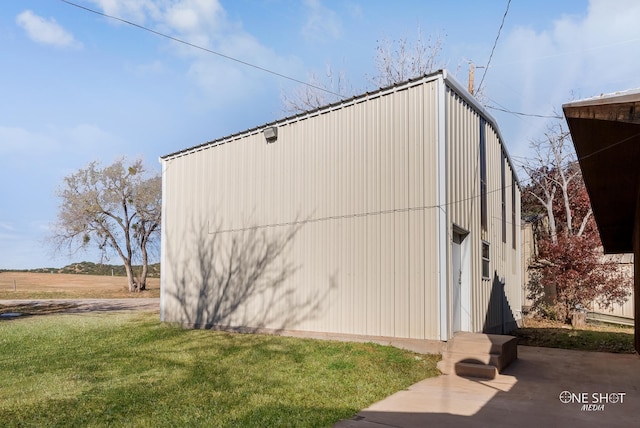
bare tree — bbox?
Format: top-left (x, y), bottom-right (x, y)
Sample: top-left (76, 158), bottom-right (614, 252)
top-left (281, 27), bottom-right (445, 114)
top-left (521, 122), bottom-right (590, 243)
top-left (370, 28), bottom-right (445, 88)
top-left (51, 158), bottom-right (161, 292)
top-left (281, 65), bottom-right (352, 114)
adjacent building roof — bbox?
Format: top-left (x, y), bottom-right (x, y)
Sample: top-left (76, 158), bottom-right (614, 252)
top-left (563, 89), bottom-right (640, 253)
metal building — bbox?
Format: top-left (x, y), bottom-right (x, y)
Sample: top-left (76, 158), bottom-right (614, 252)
top-left (160, 70), bottom-right (521, 342)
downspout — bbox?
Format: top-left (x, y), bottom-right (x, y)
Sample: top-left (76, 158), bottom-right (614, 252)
top-left (437, 72), bottom-right (449, 341)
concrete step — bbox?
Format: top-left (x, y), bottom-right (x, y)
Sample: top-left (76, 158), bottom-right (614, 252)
top-left (446, 332), bottom-right (516, 355)
top-left (438, 333), bottom-right (517, 379)
top-left (437, 356), bottom-right (501, 378)
top-left (440, 351), bottom-right (503, 368)
top-left (454, 361), bottom-right (499, 379)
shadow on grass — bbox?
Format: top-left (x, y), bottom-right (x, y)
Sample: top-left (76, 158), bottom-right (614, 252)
top-left (0, 300), bottom-right (159, 321)
top-left (513, 326), bottom-right (635, 353)
top-left (0, 302), bottom-right (80, 319)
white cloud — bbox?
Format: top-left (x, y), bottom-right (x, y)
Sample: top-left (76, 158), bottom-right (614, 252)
top-left (62, 124), bottom-right (125, 160)
top-left (0, 124), bottom-right (122, 159)
top-left (0, 126), bottom-right (59, 155)
top-left (164, 0), bottom-right (225, 40)
top-left (302, 0), bottom-right (342, 42)
top-left (91, 0), bottom-right (226, 46)
top-left (485, 0), bottom-right (640, 160)
top-left (90, 0), bottom-right (161, 24)
top-left (0, 222), bottom-right (15, 232)
top-left (16, 10), bottom-right (82, 49)
top-left (90, 0), bottom-right (301, 106)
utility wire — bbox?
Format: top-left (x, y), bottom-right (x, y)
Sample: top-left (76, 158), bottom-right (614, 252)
top-left (63, 2), bottom-right (637, 214)
top-left (485, 105), bottom-right (562, 119)
top-left (577, 130), bottom-right (640, 161)
top-left (63, 1), bottom-right (558, 131)
top-left (477, 0), bottom-right (511, 95)
top-left (59, 0), bottom-right (347, 101)
top-left (210, 182), bottom-right (519, 235)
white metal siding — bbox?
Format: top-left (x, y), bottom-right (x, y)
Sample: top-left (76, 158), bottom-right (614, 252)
top-left (162, 78), bottom-right (441, 339)
top-left (161, 72), bottom-right (522, 340)
top-left (445, 86), bottom-right (522, 335)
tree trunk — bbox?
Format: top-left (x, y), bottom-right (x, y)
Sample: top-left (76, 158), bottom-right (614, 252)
top-left (561, 182), bottom-right (572, 236)
top-left (545, 199), bottom-right (558, 244)
top-left (577, 209), bottom-right (593, 237)
top-left (139, 241), bottom-right (149, 291)
top-left (124, 261), bottom-right (137, 292)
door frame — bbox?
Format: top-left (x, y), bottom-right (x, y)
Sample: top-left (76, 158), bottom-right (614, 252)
top-left (452, 225), bottom-right (471, 334)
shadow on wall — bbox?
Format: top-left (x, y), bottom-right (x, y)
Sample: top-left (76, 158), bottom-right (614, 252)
top-left (164, 218), bottom-right (332, 333)
top-left (482, 272), bottom-right (517, 335)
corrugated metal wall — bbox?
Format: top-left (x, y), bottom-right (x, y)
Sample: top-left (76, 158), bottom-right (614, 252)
top-left (161, 73), bottom-right (522, 340)
top-left (445, 86), bottom-right (522, 335)
top-left (162, 77), bottom-right (442, 339)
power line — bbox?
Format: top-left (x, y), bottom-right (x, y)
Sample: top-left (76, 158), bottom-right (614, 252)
top-left (477, 0), bottom-right (511, 95)
top-left (485, 105), bottom-right (562, 119)
top-left (210, 182), bottom-right (519, 235)
top-left (483, 97), bottom-right (527, 123)
top-left (59, 0), bottom-right (347, 101)
top-left (514, 127), bottom-right (640, 192)
top-left (578, 130), bottom-right (640, 161)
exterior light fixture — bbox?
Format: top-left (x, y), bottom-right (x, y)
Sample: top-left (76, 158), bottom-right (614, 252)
top-left (264, 126), bottom-right (277, 143)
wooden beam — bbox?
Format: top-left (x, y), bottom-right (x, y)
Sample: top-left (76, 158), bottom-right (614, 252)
top-left (564, 101), bottom-right (640, 124)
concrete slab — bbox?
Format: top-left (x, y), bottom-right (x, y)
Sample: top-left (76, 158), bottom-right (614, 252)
top-left (335, 346), bottom-right (640, 428)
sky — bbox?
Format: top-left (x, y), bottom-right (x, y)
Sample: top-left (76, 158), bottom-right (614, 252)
top-left (2, 0), bottom-right (640, 269)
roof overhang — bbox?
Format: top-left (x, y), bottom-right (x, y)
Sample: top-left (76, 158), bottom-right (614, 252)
top-left (563, 89), bottom-right (640, 253)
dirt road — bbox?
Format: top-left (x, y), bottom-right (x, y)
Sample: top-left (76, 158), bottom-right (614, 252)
top-left (0, 298), bottom-right (159, 316)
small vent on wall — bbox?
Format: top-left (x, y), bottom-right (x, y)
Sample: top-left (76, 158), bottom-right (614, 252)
top-left (264, 126), bottom-right (277, 143)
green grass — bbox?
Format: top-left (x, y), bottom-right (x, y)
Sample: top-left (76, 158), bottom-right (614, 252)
top-left (513, 318), bottom-right (635, 353)
top-left (0, 312), bottom-right (439, 427)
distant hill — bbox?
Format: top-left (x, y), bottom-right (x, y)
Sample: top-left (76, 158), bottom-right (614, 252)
top-left (21, 261), bottom-right (161, 277)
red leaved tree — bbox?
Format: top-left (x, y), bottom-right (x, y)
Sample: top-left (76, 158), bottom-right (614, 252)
top-left (523, 123), bottom-right (631, 322)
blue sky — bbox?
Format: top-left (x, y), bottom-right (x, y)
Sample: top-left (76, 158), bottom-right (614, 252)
top-left (2, 0), bottom-right (640, 269)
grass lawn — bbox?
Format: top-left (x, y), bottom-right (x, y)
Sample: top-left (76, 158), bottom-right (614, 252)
top-left (0, 312), bottom-right (440, 427)
top-left (513, 317), bottom-right (635, 354)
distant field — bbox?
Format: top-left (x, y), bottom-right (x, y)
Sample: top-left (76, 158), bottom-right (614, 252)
top-left (0, 272), bottom-right (160, 299)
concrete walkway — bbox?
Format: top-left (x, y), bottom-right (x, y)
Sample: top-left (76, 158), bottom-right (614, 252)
top-left (335, 346), bottom-right (640, 428)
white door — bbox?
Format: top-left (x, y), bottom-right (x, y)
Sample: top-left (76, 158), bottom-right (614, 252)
top-left (452, 230), bottom-right (470, 333)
